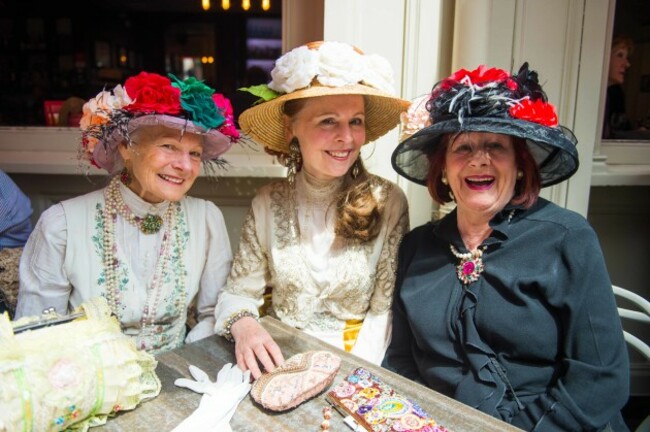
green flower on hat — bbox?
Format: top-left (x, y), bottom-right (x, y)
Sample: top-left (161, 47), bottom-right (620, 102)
top-left (170, 74), bottom-right (225, 130)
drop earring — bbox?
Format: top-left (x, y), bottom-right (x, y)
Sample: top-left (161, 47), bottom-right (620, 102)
top-left (287, 138), bottom-right (302, 186)
top-left (351, 159), bottom-right (360, 179)
top-left (120, 167), bottom-right (132, 186)
top-left (517, 170), bottom-right (523, 180)
top-left (441, 174), bottom-right (448, 185)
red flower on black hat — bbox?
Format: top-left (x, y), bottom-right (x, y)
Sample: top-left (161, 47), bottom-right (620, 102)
top-left (441, 65), bottom-right (517, 90)
top-left (509, 98), bottom-right (558, 127)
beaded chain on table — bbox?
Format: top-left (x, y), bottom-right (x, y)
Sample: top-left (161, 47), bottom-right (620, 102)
top-left (102, 177), bottom-right (187, 345)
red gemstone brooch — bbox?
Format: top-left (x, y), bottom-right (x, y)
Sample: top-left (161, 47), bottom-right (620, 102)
top-left (450, 244), bottom-right (485, 284)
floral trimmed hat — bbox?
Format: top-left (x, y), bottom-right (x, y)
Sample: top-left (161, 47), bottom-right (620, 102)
top-left (79, 71), bottom-right (239, 173)
top-left (238, 41), bottom-right (410, 155)
top-left (392, 63), bottom-right (579, 187)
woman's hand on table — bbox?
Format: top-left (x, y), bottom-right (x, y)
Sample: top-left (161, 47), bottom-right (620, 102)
top-left (230, 316), bottom-right (284, 379)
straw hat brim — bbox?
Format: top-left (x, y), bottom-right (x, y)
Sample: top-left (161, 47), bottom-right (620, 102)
top-left (239, 84), bottom-right (410, 154)
top-left (392, 117), bottom-right (579, 188)
top-left (93, 114), bottom-right (233, 173)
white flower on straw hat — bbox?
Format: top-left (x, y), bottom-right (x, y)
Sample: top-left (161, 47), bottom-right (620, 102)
top-left (362, 54), bottom-right (396, 93)
top-left (267, 41), bottom-right (395, 95)
top-left (268, 46), bottom-right (320, 94)
top-left (316, 41), bottom-right (366, 88)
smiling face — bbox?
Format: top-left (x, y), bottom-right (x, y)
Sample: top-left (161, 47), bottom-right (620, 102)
top-left (117, 125), bottom-right (203, 203)
top-left (609, 43), bottom-right (631, 85)
top-left (444, 132), bottom-right (518, 219)
top-left (285, 95), bottom-right (366, 181)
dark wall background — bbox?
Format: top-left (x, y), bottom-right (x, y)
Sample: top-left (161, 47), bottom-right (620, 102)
top-left (0, 0), bottom-right (280, 126)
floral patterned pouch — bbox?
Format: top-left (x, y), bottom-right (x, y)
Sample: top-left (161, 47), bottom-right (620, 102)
top-left (326, 367), bottom-right (449, 432)
top-left (0, 297), bottom-right (161, 431)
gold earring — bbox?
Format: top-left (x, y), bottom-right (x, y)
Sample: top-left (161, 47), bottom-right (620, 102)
top-left (441, 174), bottom-right (448, 185)
top-left (517, 170), bottom-right (523, 180)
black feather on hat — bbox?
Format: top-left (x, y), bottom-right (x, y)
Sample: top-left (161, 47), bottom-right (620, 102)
top-left (392, 63), bottom-right (579, 187)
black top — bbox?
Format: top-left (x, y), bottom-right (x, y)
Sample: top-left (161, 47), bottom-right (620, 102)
top-left (383, 199), bottom-right (630, 431)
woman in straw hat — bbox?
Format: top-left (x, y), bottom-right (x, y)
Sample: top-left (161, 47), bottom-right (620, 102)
top-left (384, 63), bottom-right (629, 430)
top-left (16, 71), bottom-right (240, 354)
top-left (214, 41), bottom-right (410, 378)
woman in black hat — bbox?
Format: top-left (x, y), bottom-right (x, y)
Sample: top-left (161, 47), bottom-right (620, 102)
top-left (384, 64), bottom-right (629, 431)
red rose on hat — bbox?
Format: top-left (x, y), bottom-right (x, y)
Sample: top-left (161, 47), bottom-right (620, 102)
top-left (123, 72), bottom-right (182, 115)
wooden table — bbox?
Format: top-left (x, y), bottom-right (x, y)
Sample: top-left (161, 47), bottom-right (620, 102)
top-left (100, 316), bottom-right (522, 431)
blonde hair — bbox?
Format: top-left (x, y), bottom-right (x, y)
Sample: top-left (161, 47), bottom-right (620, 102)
top-left (335, 159), bottom-right (383, 242)
top-left (612, 35), bottom-right (634, 53)
top-left (283, 98), bottom-right (384, 243)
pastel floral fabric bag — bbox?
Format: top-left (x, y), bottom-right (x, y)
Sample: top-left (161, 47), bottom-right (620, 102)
top-left (0, 297), bottom-right (161, 431)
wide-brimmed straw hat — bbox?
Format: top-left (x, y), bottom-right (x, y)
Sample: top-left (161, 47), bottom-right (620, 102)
top-left (238, 41), bottom-right (410, 154)
top-left (80, 71), bottom-right (239, 172)
top-left (392, 63), bottom-right (579, 188)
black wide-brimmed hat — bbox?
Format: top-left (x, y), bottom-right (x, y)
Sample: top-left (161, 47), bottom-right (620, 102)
top-left (392, 63), bottom-right (579, 187)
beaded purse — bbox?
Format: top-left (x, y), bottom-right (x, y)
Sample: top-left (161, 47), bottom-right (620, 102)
top-left (326, 367), bottom-right (449, 432)
top-left (0, 297), bottom-right (161, 431)
top-left (250, 350), bottom-right (341, 411)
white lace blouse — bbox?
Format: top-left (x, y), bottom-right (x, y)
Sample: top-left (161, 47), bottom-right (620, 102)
top-left (214, 171), bottom-right (409, 363)
top-left (17, 182), bottom-right (232, 354)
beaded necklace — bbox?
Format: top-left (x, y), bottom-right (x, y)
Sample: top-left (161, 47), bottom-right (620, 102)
top-left (104, 177), bottom-right (164, 234)
top-left (102, 177), bottom-right (187, 346)
top-left (449, 244), bottom-right (485, 284)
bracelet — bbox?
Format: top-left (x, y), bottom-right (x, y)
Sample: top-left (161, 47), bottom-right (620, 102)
top-left (223, 310), bottom-right (258, 342)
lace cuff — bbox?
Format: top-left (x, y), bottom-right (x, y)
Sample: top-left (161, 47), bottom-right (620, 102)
top-left (222, 310), bottom-right (259, 342)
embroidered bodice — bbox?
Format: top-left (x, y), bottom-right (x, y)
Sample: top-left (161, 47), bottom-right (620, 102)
top-left (219, 171), bottom-right (409, 332)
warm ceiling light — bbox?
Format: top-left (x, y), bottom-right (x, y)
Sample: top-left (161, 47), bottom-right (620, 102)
top-left (241, 0), bottom-right (250, 11)
top-left (262, 0), bottom-right (270, 11)
top-left (202, 0), bottom-right (210, 11)
top-left (221, 0), bottom-right (230, 10)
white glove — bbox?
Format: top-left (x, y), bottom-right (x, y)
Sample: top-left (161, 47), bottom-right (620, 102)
top-left (172, 363), bottom-right (251, 432)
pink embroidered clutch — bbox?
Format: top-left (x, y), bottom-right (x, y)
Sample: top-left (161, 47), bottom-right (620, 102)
top-left (251, 350), bottom-right (341, 411)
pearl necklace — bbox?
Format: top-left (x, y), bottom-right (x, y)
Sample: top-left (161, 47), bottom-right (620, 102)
top-left (104, 177), bottom-right (164, 234)
top-left (449, 244), bottom-right (485, 284)
top-left (102, 177), bottom-right (187, 348)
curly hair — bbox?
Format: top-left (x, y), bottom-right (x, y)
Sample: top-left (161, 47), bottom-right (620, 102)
top-left (283, 98), bottom-right (383, 243)
top-left (334, 159), bottom-right (384, 242)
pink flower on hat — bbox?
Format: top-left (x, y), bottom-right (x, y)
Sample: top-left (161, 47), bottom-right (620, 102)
top-left (212, 93), bottom-right (240, 140)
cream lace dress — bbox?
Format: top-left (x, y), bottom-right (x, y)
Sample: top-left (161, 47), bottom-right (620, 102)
top-left (215, 171), bottom-right (409, 364)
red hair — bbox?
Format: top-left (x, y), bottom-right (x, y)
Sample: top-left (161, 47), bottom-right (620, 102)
top-left (425, 134), bottom-right (541, 208)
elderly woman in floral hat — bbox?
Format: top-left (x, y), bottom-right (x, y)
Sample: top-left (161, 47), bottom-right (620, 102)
top-left (214, 41), bottom-right (410, 378)
top-left (16, 72), bottom-right (239, 355)
top-left (384, 64), bottom-right (629, 431)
